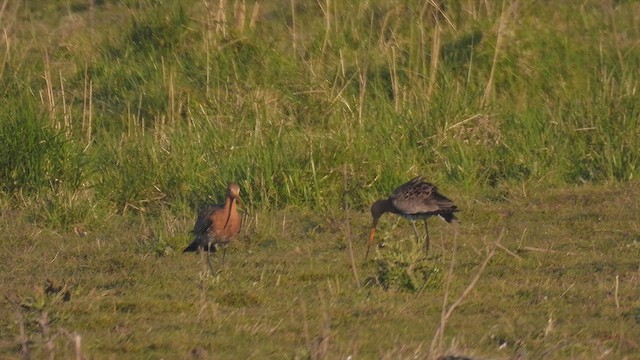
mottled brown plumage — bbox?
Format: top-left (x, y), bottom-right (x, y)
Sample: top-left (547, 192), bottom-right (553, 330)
top-left (366, 176), bottom-right (459, 259)
top-left (184, 182), bottom-right (242, 271)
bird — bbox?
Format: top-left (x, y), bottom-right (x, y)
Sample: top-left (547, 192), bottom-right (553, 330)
top-left (183, 182), bottom-right (243, 272)
top-left (366, 176), bottom-right (459, 260)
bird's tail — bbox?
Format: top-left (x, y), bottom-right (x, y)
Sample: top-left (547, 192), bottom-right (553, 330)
top-left (183, 235), bottom-right (217, 253)
top-left (183, 240), bottom-right (199, 252)
top-left (440, 211), bottom-right (459, 223)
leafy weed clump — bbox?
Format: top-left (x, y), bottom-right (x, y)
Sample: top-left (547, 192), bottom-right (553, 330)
top-left (368, 240), bottom-right (443, 292)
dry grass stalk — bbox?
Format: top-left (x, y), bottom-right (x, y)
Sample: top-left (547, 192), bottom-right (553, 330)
top-left (18, 309), bottom-right (30, 360)
top-left (318, 0), bottom-right (332, 54)
top-left (343, 164), bottom-right (361, 288)
top-left (38, 311), bottom-right (55, 360)
top-left (310, 293), bottom-right (332, 360)
top-left (614, 275), bottom-right (620, 310)
top-left (87, 81), bottom-right (93, 142)
top-left (378, 7), bottom-right (394, 49)
top-left (168, 70), bottom-right (175, 125)
top-left (356, 56), bottom-right (367, 126)
top-left (42, 51), bottom-right (56, 126)
top-left (216, 0), bottom-right (228, 37)
top-left (311, 320), bottom-right (331, 360)
top-left (58, 71), bottom-right (71, 137)
top-left (59, 328), bottom-right (85, 360)
top-left (249, 1), bottom-right (260, 29)
top-left (428, 228), bottom-right (502, 358)
top-left (481, 0), bottom-right (516, 107)
top-left (0, 0), bottom-right (10, 19)
top-left (197, 249), bottom-right (210, 321)
top-left (426, 22), bottom-right (441, 102)
top-left (82, 63), bottom-right (93, 143)
top-left (5, 295), bottom-right (30, 359)
top-left (495, 241), bottom-right (522, 261)
top-left (521, 246), bottom-right (578, 256)
top-left (1, 29), bottom-right (11, 79)
top-left (389, 46), bottom-right (399, 111)
top-left (290, 0), bottom-right (297, 55)
top-left (72, 333), bottom-right (83, 360)
top-left (233, 0), bottom-right (246, 30)
top-left (300, 300), bottom-right (311, 351)
top-left (544, 313), bottom-right (555, 337)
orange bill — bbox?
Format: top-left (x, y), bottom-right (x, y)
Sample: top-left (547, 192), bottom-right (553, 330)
top-left (365, 227), bottom-right (377, 260)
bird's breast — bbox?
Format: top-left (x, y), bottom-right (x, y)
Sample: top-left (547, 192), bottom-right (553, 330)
top-left (209, 209), bottom-right (242, 241)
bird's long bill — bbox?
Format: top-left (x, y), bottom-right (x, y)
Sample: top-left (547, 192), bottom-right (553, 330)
top-left (223, 198), bottom-right (235, 229)
top-left (365, 227), bottom-right (376, 260)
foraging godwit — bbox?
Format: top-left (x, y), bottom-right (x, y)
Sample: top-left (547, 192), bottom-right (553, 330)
top-left (184, 182), bottom-right (242, 272)
top-left (366, 176), bottom-right (459, 259)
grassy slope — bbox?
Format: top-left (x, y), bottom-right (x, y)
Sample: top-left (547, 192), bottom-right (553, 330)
top-left (2, 0), bottom-right (640, 219)
top-left (1, 0), bottom-right (640, 358)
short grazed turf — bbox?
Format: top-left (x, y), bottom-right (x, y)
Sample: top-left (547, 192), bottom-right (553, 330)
top-left (1, 183), bottom-right (639, 359)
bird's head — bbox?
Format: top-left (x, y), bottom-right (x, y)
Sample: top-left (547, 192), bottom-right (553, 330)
top-left (366, 198), bottom-right (391, 260)
top-left (227, 182), bottom-right (241, 201)
top-left (370, 198), bottom-right (391, 225)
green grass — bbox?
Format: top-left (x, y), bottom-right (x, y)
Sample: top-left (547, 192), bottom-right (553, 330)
top-left (2, 183), bottom-right (640, 359)
top-left (1, 0), bottom-right (640, 358)
top-left (2, 0), bottom-right (640, 218)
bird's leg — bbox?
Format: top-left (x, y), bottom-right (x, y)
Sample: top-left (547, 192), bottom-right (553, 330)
top-left (412, 221), bottom-right (420, 244)
top-left (423, 219), bottom-right (430, 255)
top-left (198, 246), bottom-right (207, 275)
top-left (206, 242), bottom-right (215, 274)
top-left (221, 245), bottom-right (227, 266)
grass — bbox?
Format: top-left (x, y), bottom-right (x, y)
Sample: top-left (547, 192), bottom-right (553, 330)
top-left (1, 0), bottom-right (640, 358)
top-left (2, 183), bottom-right (640, 359)
top-left (2, 0), bottom-right (640, 217)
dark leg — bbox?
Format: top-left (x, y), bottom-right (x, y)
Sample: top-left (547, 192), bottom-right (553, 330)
top-left (221, 245), bottom-right (227, 266)
top-left (364, 243), bottom-right (371, 261)
top-left (206, 243), bottom-right (215, 274)
top-left (412, 221), bottom-right (421, 243)
top-left (198, 246), bottom-right (207, 275)
top-left (423, 219), bottom-right (430, 255)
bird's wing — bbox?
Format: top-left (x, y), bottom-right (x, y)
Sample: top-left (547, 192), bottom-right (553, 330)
top-left (425, 190), bottom-right (457, 211)
top-left (192, 205), bottom-right (222, 234)
top-left (391, 176), bottom-right (431, 196)
top-left (391, 177), bottom-right (456, 215)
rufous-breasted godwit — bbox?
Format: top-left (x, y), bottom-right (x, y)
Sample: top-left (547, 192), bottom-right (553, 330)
top-left (184, 182), bottom-right (243, 272)
top-left (366, 176), bottom-right (459, 259)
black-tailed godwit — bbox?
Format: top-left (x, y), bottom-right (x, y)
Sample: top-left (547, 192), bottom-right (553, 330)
top-left (367, 176), bottom-right (458, 259)
top-left (184, 182), bottom-right (243, 272)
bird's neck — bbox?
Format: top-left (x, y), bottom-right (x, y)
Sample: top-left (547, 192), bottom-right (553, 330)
top-left (224, 197), bottom-right (236, 213)
top-left (379, 198), bottom-right (394, 213)
top-left (372, 198), bottom-right (393, 226)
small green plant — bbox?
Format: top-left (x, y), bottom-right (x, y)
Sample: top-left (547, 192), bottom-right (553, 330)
top-left (368, 238), bottom-right (442, 292)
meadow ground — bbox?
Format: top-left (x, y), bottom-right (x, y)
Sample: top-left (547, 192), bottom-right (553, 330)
top-left (2, 1), bottom-right (640, 358)
top-left (1, 182), bottom-right (639, 359)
